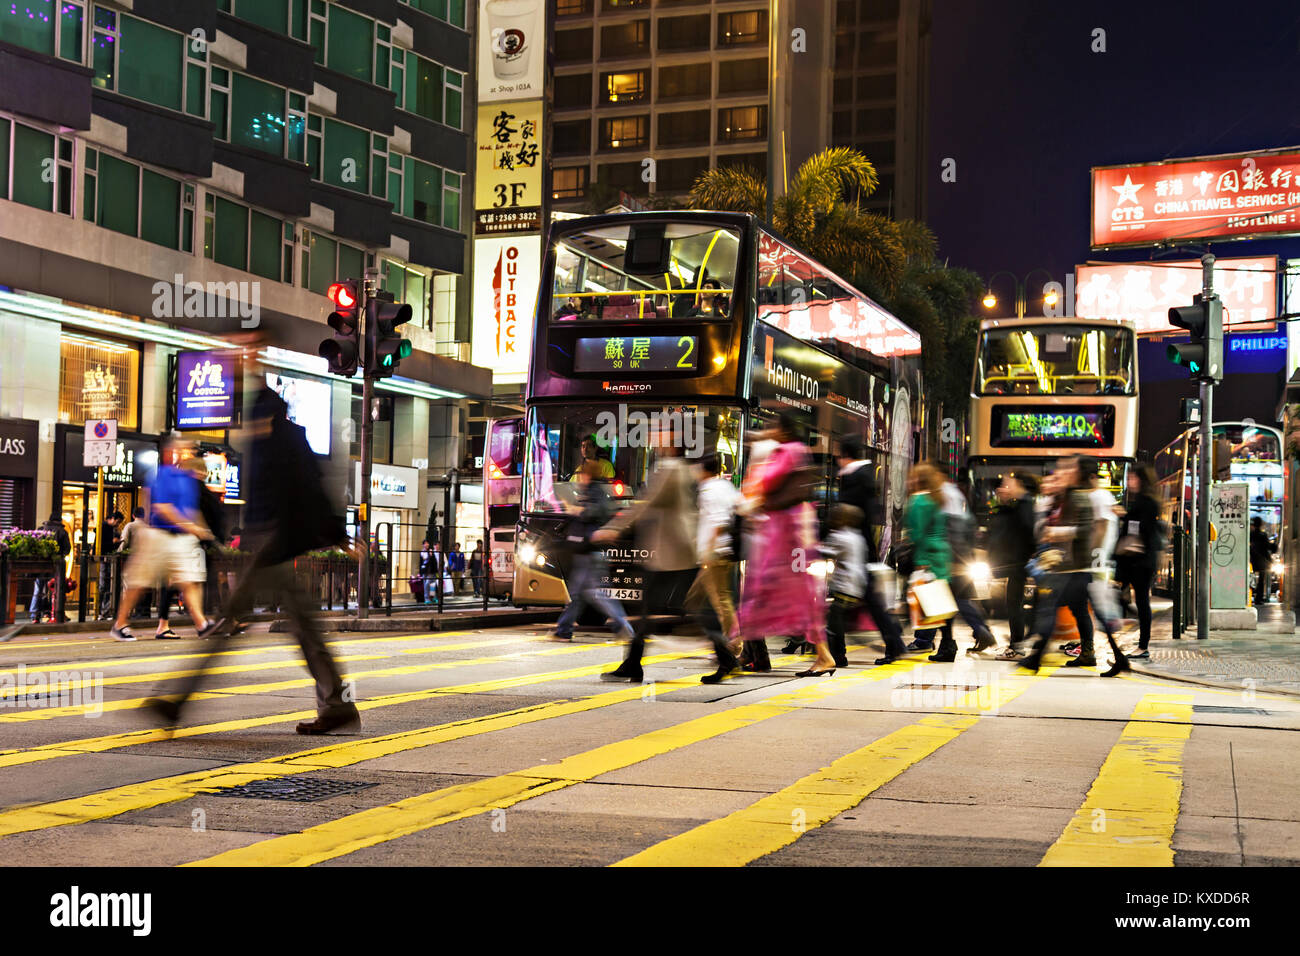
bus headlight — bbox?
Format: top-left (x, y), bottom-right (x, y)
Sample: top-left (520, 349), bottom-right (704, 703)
top-left (1272, 561), bottom-right (1284, 576)
top-left (809, 560), bottom-right (832, 578)
top-left (518, 543), bottom-right (538, 568)
top-left (969, 561), bottom-right (992, 585)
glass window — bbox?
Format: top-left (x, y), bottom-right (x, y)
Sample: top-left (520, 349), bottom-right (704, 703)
top-left (602, 0), bottom-right (646, 8)
top-left (140, 169), bottom-right (180, 248)
top-left (555, 0), bottom-right (592, 15)
top-left (97, 154), bottom-right (138, 236)
top-left (555, 73), bottom-right (592, 110)
top-left (249, 210), bottom-right (282, 280)
top-left (658, 14), bottom-right (710, 52)
top-left (441, 171), bottom-right (460, 230)
top-left (306, 231), bottom-right (337, 295)
top-left (326, 3), bottom-right (373, 81)
top-left (601, 20), bottom-right (648, 57)
top-left (234, 0), bottom-right (289, 33)
top-left (405, 157), bottom-right (441, 224)
top-left (322, 118), bottom-right (368, 193)
top-left (602, 70), bottom-right (647, 105)
top-left (59, 2), bottom-right (83, 61)
top-left (658, 63), bottom-right (710, 100)
top-left (556, 27), bottom-right (593, 63)
top-left (444, 69), bottom-right (463, 128)
top-left (213, 197), bottom-right (249, 270)
top-left (718, 57), bottom-right (767, 94)
top-left (552, 166), bottom-right (588, 200)
top-left (554, 119), bottom-right (591, 155)
top-left (717, 105), bottom-right (766, 142)
top-left (0, 119), bottom-right (9, 200)
top-left (0, 0), bottom-right (56, 55)
top-left (118, 15), bottom-right (184, 111)
top-left (718, 9), bottom-right (767, 46)
top-left (230, 73), bottom-right (286, 156)
top-left (338, 243), bottom-right (363, 284)
top-left (58, 334), bottom-right (141, 429)
top-left (975, 326), bottom-right (1136, 396)
top-left (657, 155), bottom-right (710, 193)
top-left (404, 52), bottom-right (442, 122)
top-left (599, 115), bottom-right (648, 150)
top-left (550, 221), bottom-right (742, 323)
top-left (11, 123), bottom-right (54, 211)
top-left (658, 110), bottom-right (709, 147)
top-left (524, 405), bottom-right (741, 514)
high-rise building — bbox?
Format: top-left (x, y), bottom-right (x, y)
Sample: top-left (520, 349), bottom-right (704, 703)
top-left (0, 1), bottom-right (488, 574)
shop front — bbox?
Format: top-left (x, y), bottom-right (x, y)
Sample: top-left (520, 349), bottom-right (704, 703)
top-left (355, 462), bottom-right (422, 602)
top-left (0, 418), bottom-right (39, 531)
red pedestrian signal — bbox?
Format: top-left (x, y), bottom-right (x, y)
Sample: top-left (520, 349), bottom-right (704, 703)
top-left (328, 282), bottom-right (358, 310)
top-left (320, 279), bottom-right (361, 376)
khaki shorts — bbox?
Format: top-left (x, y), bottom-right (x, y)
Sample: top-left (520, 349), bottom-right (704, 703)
top-left (124, 527), bottom-right (207, 589)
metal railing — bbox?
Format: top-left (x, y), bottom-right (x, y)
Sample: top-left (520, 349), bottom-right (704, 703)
top-left (374, 520), bottom-right (495, 616)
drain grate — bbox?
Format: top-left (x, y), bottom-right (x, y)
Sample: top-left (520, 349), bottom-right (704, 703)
top-left (209, 777), bottom-right (378, 802)
top-left (1192, 705), bottom-right (1273, 716)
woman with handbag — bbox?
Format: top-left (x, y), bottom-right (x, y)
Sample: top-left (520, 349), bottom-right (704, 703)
top-left (904, 462), bottom-right (958, 660)
top-left (735, 414), bottom-right (833, 676)
top-left (1114, 464), bottom-right (1161, 663)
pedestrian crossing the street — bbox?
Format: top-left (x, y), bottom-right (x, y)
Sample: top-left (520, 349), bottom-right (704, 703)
top-left (0, 625), bottom-right (1295, 867)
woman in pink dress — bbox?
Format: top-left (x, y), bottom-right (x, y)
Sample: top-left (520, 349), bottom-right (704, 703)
top-left (737, 415), bottom-right (834, 676)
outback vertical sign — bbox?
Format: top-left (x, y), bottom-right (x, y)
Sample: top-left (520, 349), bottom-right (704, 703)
top-left (471, 235), bottom-right (540, 383)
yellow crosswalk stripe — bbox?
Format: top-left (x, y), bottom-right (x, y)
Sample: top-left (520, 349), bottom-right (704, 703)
top-left (613, 667), bottom-right (1058, 866)
top-left (0, 639), bottom-right (618, 723)
top-left (0, 652), bottom-right (805, 840)
top-left (0, 630), bottom-right (480, 680)
top-left (186, 659), bottom-right (928, 866)
top-left (1039, 693), bottom-right (1193, 867)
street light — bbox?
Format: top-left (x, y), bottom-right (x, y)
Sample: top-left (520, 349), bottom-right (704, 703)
top-left (981, 268), bottom-right (1058, 318)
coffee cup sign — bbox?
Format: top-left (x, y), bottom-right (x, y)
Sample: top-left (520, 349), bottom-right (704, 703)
top-left (487, 0), bottom-right (535, 79)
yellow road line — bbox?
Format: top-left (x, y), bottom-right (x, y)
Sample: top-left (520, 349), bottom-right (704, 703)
top-left (186, 659), bottom-right (928, 866)
top-left (0, 652), bottom-right (805, 840)
top-left (0, 631), bottom-right (483, 680)
top-left (0, 640), bottom-right (623, 724)
top-left (1039, 693), bottom-right (1194, 867)
top-left (613, 667), bottom-right (1058, 866)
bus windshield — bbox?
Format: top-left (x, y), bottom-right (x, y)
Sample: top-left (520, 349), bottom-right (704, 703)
top-left (523, 404), bottom-right (742, 513)
top-left (976, 325), bottom-right (1135, 396)
top-left (550, 222), bottom-right (742, 323)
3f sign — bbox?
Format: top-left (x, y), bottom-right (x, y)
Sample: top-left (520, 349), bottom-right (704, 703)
top-left (494, 182), bottom-right (526, 208)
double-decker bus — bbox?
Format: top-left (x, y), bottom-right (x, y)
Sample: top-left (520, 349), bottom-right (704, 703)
top-left (1153, 421), bottom-right (1285, 599)
top-left (967, 316), bottom-right (1139, 606)
top-left (514, 211), bottom-right (923, 609)
top-left (483, 416), bottom-right (524, 600)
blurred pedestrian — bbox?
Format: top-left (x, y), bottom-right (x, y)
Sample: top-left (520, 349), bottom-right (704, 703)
top-left (835, 438), bottom-right (907, 664)
top-left (1114, 464), bottom-right (1161, 664)
top-left (96, 510), bottom-right (123, 619)
top-left (688, 453), bottom-right (741, 654)
top-left (1250, 516), bottom-right (1275, 607)
top-left (470, 539), bottom-right (485, 597)
top-left (735, 414), bottom-right (832, 677)
top-left (419, 540), bottom-right (439, 605)
top-left (824, 502), bottom-right (867, 669)
top-left (110, 436), bottom-right (216, 643)
top-left (990, 472), bottom-right (1039, 659)
top-left (449, 542), bottom-right (466, 593)
top-left (146, 387), bottom-right (358, 735)
top-left (903, 462), bottom-right (957, 661)
top-left (552, 463), bottom-right (633, 643)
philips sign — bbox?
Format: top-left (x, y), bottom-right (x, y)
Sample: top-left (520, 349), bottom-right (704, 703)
top-left (1229, 335), bottom-right (1285, 352)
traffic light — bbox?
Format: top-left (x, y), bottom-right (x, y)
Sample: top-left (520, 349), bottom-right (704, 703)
top-left (319, 280), bottom-right (361, 376)
top-left (1166, 293), bottom-right (1223, 382)
top-left (366, 291), bottom-right (413, 378)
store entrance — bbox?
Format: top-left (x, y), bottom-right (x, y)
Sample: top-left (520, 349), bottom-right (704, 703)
top-left (60, 484), bottom-right (138, 610)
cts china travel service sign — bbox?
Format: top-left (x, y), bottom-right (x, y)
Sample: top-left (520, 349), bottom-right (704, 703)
top-left (1092, 148), bottom-right (1300, 248)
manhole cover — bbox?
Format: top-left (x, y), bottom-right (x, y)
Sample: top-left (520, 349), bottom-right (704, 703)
top-left (210, 777), bottom-right (378, 802)
top-left (1192, 705), bottom-right (1273, 716)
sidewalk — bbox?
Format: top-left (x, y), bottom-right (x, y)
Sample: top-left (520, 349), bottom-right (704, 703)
top-left (1124, 603), bottom-right (1300, 697)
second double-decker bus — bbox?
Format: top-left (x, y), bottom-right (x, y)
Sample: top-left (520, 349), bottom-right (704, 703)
top-left (514, 211), bottom-right (924, 609)
top-left (967, 316), bottom-right (1139, 607)
top-left (483, 416), bottom-right (524, 600)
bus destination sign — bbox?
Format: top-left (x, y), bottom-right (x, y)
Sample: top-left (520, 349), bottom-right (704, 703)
top-left (991, 405), bottom-right (1116, 448)
top-left (574, 336), bottom-right (699, 373)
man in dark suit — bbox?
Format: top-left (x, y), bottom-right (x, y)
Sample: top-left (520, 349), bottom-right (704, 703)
top-left (835, 437), bottom-right (907, 663)
top-left (147, 387), bottom-right (358, 735)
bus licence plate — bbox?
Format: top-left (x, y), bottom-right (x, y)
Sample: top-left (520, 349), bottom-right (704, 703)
top-left (598, 587), bottom-right (642, 601)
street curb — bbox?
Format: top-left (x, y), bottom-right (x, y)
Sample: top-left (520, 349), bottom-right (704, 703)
top-left (1127, 663), bottom-right (1300, 698)
top-left (275, 609), bottom-right (563, 632)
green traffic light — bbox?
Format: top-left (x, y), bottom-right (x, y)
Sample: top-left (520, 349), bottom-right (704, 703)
top-left (398, 339), bottom-right (412, 359)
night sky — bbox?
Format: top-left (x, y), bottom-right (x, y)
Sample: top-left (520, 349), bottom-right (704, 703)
top-left (926, 0), bottom-right (1300, 452)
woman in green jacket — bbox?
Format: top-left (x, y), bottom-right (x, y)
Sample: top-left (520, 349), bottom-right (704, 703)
top-left (904, 461), bottom-right (954, 657)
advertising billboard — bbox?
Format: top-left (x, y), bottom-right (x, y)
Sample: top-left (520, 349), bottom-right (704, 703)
top-left (1075, 257), bottom-right (1277, 334)
top-left (266, 372), bottom-right (332, 456)
top-left (1092, 148), bottom-right (1300, 248)
top-left (175, 350), bottom-right (240, 429)
top-left (474, 100), bottom-right (543, 235)
top-left (472, 235), bottom-right (541, 383)
top-left (477, 0), bottom-right (545, 104)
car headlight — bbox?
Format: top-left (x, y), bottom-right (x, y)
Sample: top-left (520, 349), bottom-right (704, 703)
top-left (969, 561), bottom-right (991, 584)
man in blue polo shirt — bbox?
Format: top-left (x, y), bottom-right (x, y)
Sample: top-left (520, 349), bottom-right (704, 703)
top-left (110, 435), bottom-right (219, 642)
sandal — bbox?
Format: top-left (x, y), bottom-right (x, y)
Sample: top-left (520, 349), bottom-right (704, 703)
top-left (155, 629), bottom-right (179, 640)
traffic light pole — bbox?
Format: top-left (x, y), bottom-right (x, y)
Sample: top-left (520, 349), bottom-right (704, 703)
top-left (1196, 252), bottom-right (1215, 640)
top-left (357, 269), bottom-right (379, 620)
